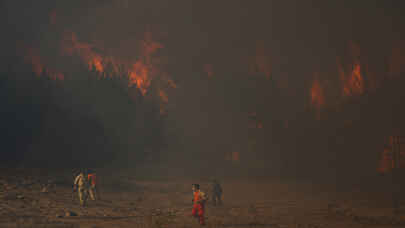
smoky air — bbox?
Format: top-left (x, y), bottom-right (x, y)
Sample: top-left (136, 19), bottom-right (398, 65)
top-left (0, 1), bottom-right (405, 227)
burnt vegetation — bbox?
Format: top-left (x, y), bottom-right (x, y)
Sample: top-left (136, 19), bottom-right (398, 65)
top-left (2, 57), bottom-right (404, 181)
top-left (0, 61), bottom-right (166, 168)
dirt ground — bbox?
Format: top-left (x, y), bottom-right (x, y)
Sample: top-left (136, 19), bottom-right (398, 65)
top-left (0, 168), bottom-right (404, 228)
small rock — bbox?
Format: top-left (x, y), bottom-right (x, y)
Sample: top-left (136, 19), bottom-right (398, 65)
top-left (56, 214), bottom-right (63, 218)
top-left (16, 195), bottom-right (24, 199)
top-left (40, 187), bottom-right (49, 193)
top-left (65, 211), bottom-right (78, 217)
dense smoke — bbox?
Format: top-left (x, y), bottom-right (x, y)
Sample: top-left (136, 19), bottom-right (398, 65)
top-left (1, 0), bottom-right (405, 178)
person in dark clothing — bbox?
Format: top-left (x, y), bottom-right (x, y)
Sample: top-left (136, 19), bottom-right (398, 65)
top-left (211, 179), bottom-right (223, 206)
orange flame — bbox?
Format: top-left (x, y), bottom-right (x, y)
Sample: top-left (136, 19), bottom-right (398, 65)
top-left (310, 76), bottom-right (324, 119)
top-left (21, 28), bottom-right (172, 115)
top-left (338, 61), bottom-right (364, 97)
top-left (128, 61), bottom-right (150, 95)
top-left (338, 42), bottom-right (364, 97)
top-left (60, 31), bottom-right (105, 73)
top-left (60, 30), bottom-right (168, 99)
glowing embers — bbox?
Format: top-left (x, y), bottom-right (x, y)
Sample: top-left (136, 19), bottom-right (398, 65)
top-left (339, 62), bottom-right (364, 97)
top-left (128, 61), bottom-right (150, 95)
top-left (60, 31), bottom-right (105, 73)
top-left (310, 76), bottom-right (325, 119)
top-left (339, 41), bottom-right (364, 97)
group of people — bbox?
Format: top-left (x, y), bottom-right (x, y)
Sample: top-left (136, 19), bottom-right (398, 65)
top-left (192, 179), bottom-right (223, 226)
top-left (73, 169), bottom-right (99, 206)
top-left (73, 170), bottom-right (222, 226)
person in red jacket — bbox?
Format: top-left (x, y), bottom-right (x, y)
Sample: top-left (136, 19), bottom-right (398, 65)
top-left (192, 184), bottom-right (207, 225)
top-left (87, 169), bottom-right (99, 200)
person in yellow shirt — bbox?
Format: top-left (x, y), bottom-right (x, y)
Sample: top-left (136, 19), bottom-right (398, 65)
top-left (73, 170), bottom-right (89, 206)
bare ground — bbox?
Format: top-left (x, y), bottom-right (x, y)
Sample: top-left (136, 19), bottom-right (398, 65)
top-left (0, 168), bottom-right (403, 228)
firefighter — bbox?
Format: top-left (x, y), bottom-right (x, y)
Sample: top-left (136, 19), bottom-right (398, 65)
top-left (87, 169), bottom-right (99, 201)
top-left (73, 170), bottom-right (89, 206)
top-left (191, 184), bottom-right (207, 225)
top-left (210, 179), bottom-right (223, 206)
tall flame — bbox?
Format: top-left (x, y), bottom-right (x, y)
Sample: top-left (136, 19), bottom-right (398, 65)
top-left (21, 28), bottom-right (171, 115)
top-left (128, 61), bottom-right (150, 95)
top-left (341, 42), bottom-right (364, 97)
top-left (345, 64), bottom-right (364, 97)
top-left (60, 31), bottom-right (105, 73)
top-left (310, 75), bottom-right (325, 119)
top-left (338, 60), bottom-right (364, 97)
top-left (59, 30), bottom-right (168, 98)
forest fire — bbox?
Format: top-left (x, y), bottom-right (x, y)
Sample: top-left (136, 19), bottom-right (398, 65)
top-left (128, 61), bottom-right (150, 95)
top-left (340, 62), bottom-right (364, 97)
top-left (21, 25), bottom-right (172, 115)
top-left (3, 1), bottom-right (405, 227)
top-left (338, 42), bottom-right (365, 98)
top-left (59, 30), bottom-right (167, 97)
top-left (310, 76), bottom-right (324, 119)
top-left (60, 31), bottom-right (106, 74)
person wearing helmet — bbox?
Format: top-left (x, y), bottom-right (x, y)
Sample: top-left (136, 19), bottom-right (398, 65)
top-left (191, 184), bottom-right (207, 225)
top-left (73, 170), bottom-right (89, 206)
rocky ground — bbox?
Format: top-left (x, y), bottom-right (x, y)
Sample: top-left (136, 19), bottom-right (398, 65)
top-left (0, 168), bottom-right (404, 228)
